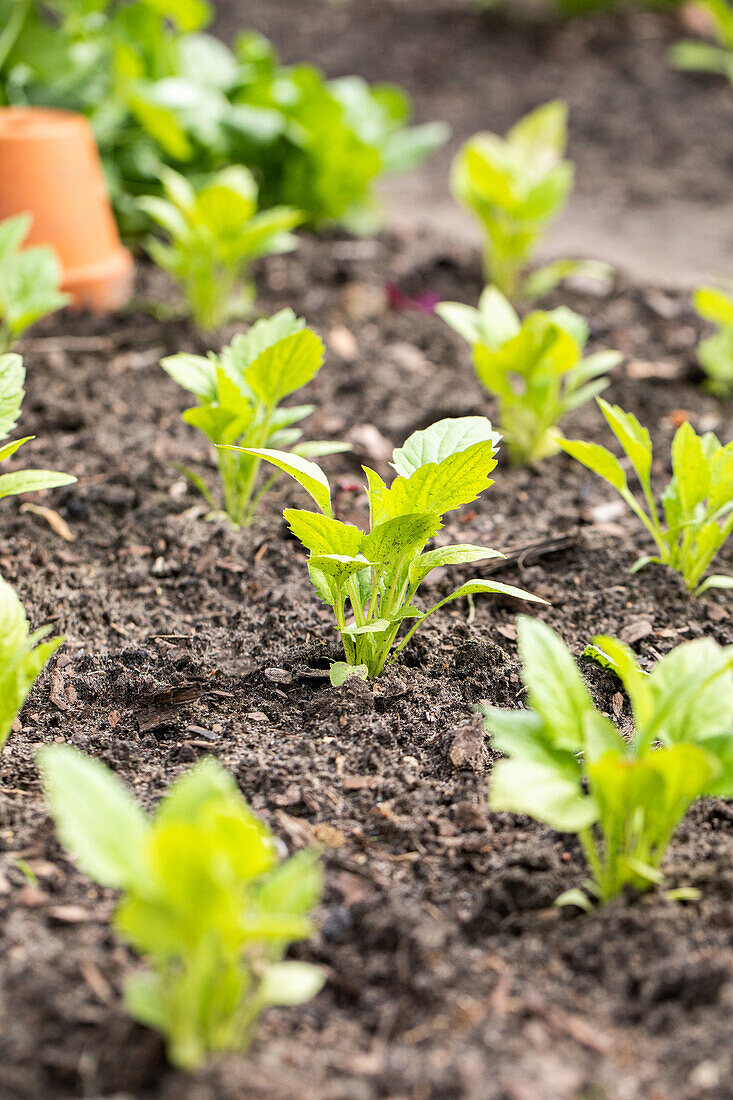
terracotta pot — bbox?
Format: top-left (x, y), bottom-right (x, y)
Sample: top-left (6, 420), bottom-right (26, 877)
top-left (0, 107), bottom-right (133, 311)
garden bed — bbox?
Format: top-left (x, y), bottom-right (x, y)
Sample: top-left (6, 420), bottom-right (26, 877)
top-left (3, 1), bottom-right (733, 1097)
top-left (2, 227), bottom-right (733, 1099)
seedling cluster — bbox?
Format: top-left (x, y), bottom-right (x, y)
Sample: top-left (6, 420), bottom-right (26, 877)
top-left (3, 8), bottom-right (733, 1086)
top-left (237, 416), bottom-right (544, 680)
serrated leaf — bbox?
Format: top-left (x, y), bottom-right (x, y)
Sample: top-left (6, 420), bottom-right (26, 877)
top-left (284, 509), bottom-right (362, 556)
top-left (361, 512), bottom-right (442, 566)
top-left (382, 440), bottom-right (498, 519)
top-left (309, 553), bottom-right (370, 579)
top-left (391, 416), bottom-right (500, 477)
top-left (232, 447), bottom-right (332, 516)
top-left (410, 543), bottom-right (504, 586)
top-left (245, 328), bottom-right (324, 407)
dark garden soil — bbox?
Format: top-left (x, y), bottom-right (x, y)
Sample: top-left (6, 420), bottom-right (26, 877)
top-left (2, 227), bottom-right (733, 1100)
top-left (3, 3), bottom-right (733, 1098)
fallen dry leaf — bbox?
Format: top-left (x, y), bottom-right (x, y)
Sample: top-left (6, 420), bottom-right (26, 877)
top-left (20, 503), bottom-right (75, 541)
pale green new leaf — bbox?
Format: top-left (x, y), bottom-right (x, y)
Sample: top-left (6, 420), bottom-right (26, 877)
top-left (38, 745), bottom-right (150, 889)
top-left (597, 398), bottom-right (652, 486)
top-left (284, 510), bottom-right (362, 556)
top-left (245, 328), bottom-right (324, 406)
top-left (409, 543), bottom-right (504, 586)
top-left (558, 438), bottom-right (629, 494)
top-left (238, 447), bottom-right (332, 516)
top-left (518, 616), bottom-right (595, 751)
top-left (0, 469), bottom-right (76, 500)
top-left (390, 416), bottom-right (500, 477)
top-left (490, 758), bottom-right (597, 832)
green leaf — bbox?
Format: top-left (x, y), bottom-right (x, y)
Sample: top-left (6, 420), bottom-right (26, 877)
top-left (0, 214), bottom-right (31, 260)
top-left (342, 618), bottom-right (391, 636)
top-left (554, 888), bottom-right (594, 912)
top-left (232, 447), bottom-right (332, 516)
top-left (558, 438), bottom-right (629, 495)
top-left (38, 745), bottom-right (149, 889)
top-left (670, 421), bottom-right (710, 518)
top-left (252, 848), bottom-right (322, 917)
top-left (245, 328), bottom-right (324, 407)
top-left (644, 638), bottom-right (733, 749)
top-left (0, 353), bottom-right (24, 441)
top-left (284, 509), bottom-right (362, 556)
top-left (597, 398), bottom-right (652, 486)
top-left (308, 553), bottom-right (370, 579)
top-left (490, 758), bottom-right (597, 832)
top-left (409, 543), bottom-right (504, 586)
top-left (330, 662), bottom-right (369, 687)
top-left (693, 286), bottom-right (733, 327)
top-left (588, 634), bottom-right (653, 731)
top-left (160, 353), bottom-right (217, 400)
top-left (695, 574), bottom-right (733, 595)
top-left (390, 415), bottom-right (500, 477)
top-left (258, 961), bottom-right (326, 1007)
top-left (361, 512), bottom-right (442, 566)
top-left (0, 469), bottom-right (76, 500)
top-left (382, 440), bottom-right (498, 519)
top-left (436, 301), bottom-right (486, 347)
top-left (508, 99), bottom-right (567, 158)
top-left (518, 617), bottom-right (595, 751)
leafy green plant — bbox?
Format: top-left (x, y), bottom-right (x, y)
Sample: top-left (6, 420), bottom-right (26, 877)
top-left (0, 352), bottom-right (76, 503)
top-left (231, 416), bottom-right (545, 682)
top-left (669, 0), bottom-right (733, 82)
top-left (38, 747), bottom-right (324, 1070)
top-left (485, 616), bottom-right (733, 906)
top-left (140, 167), bottom-right (301, 332)
top-left (692, 285), bottom-right (733, 396)
top-left (0, 3), bottom-right (446, 234)
top-left (451, 101), bottom-right (607, 300)
top-left (555, 0), bottom-right (681, 12)
top-left (0, 575), bottom-right (63, 752)
top-left (0, 213), bottom-right (68, 351)
top-left (162, 309), bottom-right (349, 527)
top-left (559, 398), bottom-right (733, 594)
top-left (438, 287), bottom-right (621, 465)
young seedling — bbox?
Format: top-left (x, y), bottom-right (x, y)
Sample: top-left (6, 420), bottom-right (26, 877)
top-left (451, 101), bottom-right (608, 300)
top-left (559, 398), bottom-right (733, 594)
top-left (231, 416), bottom-right (545, 682)
top-left (692, 285), bottom-right (733, 396)
top-left (438, 287), bottom-right (621, 465)
top-left (0, 575), bottom-right (63, 752)
top-left (140, 167), bottom-right (302, 332)
top-left (485, 617), bottom-right (733, 907)
top-left (669, 0), bottom-right (733, 82)
top-left (0, 353), bottom-right (76, 503)
top-left (0, 213), bottom-right (69, 351)
top-left (162, 310), bottom-right (349, 527)
top-left (38, 748), bottom-right (325, 1071)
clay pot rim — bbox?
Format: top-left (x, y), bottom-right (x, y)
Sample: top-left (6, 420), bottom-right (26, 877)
top-left (0, 106), bottom-right (88, 140)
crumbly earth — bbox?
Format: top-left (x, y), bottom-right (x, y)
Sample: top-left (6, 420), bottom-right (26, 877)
top-left (3, 2), bottom-right (733, 1096)
top-left (1, 225), bottom-right (732, 1100)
